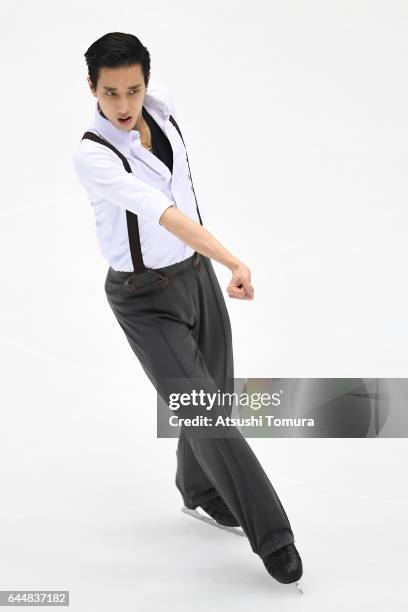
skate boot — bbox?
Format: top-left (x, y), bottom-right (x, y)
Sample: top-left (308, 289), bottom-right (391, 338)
top-left (181, 493), bottom-right (244, 536)
top-left (262, 543), bottom-right (303, 591)
top-left (199, 495), bottom-right (240, 527)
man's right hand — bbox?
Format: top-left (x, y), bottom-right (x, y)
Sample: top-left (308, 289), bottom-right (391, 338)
top-left (227, 262), bottom-right (254, 300)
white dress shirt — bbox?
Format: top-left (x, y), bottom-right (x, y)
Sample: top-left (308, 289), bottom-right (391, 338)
top-left (73, 82), bottom-right (201, 271)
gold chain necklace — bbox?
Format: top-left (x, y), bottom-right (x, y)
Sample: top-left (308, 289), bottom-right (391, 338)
top-left (138, 116), bottom-right (152, 151)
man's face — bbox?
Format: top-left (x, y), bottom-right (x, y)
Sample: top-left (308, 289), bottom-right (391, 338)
top-left (88, 63), bottom-right (147, 131)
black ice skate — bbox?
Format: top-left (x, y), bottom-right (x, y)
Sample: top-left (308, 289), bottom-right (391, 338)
top-left (181, 495), bottom-right (245, 537)
top-left (262, 543), bottom-right (304, 594)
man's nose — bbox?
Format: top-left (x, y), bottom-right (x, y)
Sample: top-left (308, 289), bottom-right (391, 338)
top-left (116, 103), bottom-right (131, 115)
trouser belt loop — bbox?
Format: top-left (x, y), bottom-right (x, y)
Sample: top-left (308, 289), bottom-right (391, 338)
top-left (154, 270), bottom-right (169, 287)
top-left (192, 251), bottom-right (201, 271)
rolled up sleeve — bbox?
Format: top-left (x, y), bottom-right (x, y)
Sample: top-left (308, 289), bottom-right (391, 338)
top-left (73, 145), bottom-right (175, 225)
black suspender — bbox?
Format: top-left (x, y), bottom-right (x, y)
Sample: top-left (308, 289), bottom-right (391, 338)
top-left (81, 130), bottom-right (147, 274)
top-left (81, 113), bottom-right (203, 273)
top-left (168, 115), bottom-right (203, 226)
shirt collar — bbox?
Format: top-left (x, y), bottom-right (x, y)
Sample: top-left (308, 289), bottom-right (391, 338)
top-left (89, 81), bottom-right (171, 158)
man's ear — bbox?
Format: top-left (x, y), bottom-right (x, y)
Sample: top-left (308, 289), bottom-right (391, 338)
top-left (87, 76), bottom-right (96, 96)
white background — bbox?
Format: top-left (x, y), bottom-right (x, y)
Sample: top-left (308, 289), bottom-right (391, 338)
top-left (0, 0), bottom-right (407, 610)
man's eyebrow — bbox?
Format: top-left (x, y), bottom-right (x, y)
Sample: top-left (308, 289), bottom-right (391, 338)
top-left (102, 84), bottom-right (142, 91)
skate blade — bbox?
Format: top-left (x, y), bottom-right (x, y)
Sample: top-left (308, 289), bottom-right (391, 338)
top-left (294, 580), bottom-right (303, 594)
top-left (181, 506), bottom-right (246, 537)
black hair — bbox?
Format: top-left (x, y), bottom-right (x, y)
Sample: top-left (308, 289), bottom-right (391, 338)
top-left (84, 32), bottom-right (151, 90)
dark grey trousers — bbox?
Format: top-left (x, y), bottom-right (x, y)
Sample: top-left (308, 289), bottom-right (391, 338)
top-left (104, 251), bottom-right (295, 558)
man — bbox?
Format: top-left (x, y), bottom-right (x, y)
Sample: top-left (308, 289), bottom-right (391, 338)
top-left (73, 31), bottom-right (303, 587)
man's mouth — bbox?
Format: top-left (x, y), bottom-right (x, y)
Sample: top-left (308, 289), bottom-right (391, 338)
top-left (118, 116), bottom-right (132, 125)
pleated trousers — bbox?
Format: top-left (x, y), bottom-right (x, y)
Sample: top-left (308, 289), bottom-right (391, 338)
top-left (104, 251), bottom-right (295, 557)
